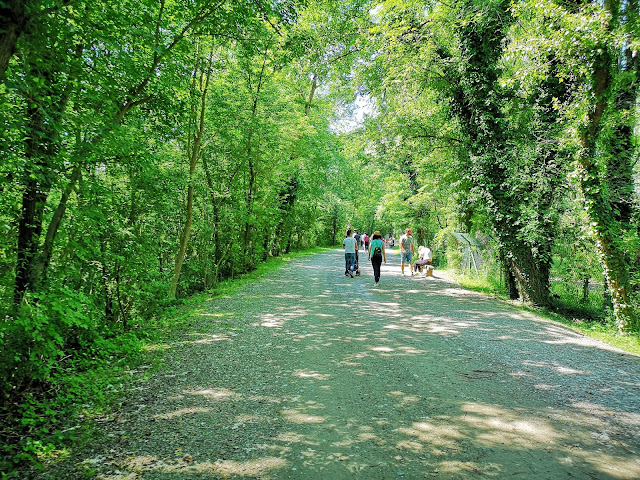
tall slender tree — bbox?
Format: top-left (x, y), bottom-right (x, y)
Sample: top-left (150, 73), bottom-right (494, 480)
top-left (170, 46), bottom-right (215, 299)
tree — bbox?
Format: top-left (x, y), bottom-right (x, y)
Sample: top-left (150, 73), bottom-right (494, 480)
top-left (515, 0), bottom-right (640, 331)
top-left (570, 0), bottom-right (638, 332)
top-left (9, 0), bottom-right (229, 304)
top-left (360, 0), bottom-right (563, 304)
top-left (0, 0), bottom-right (27, 82)
top-left (169, 46), bottom-right (215, 299)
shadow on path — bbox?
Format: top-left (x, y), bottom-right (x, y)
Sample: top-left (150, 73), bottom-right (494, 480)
top-left (47, 249), bottom-right (640, 479)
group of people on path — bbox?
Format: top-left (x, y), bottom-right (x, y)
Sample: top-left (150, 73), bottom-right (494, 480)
top-left (352, 231), bottom-right (396, 251)
top-left (343, 229), bottom-right (387, 285)
top-left (353, 231), bottom-right (370, 250)
top-left (343, 228), bottom-right (432, 286)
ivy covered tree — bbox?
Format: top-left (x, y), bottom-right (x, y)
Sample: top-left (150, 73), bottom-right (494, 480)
top-left (511, 0), bottom-right (640, 331)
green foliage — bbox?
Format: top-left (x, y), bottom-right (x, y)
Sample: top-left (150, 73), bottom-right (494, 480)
top-left (0, 2), bottom-right (384, 473)
top-left (0, 303), bottom-right (143, 473)
top-left (1, 288), bottom-right (94, 392)
top-left (433, 226), bottom-right (462, 270)
top-left (1, 0), bottom-right (639, 474)
top-left (449, 268), bottom-right (506, 298)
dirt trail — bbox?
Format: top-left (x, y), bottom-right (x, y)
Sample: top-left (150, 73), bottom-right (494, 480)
top-left (42, 248), bottom-right (640, 479)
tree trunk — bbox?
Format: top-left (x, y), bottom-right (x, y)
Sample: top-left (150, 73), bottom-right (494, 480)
top-left (170, 182), bottom-right (195, 298)
top-left (509, 244), bottom-right (551, 306)
top-left (331, 208), bottom-right (338, 246)
top-left (201, 154), bottom-right (222, 276)
top-left (14, 174), bottom-right (47, 304)
top-left (262, 231), bottom-right (269, 261)
top-left (169, 48), bottom-right (213, 299)
top-left (0, 0), bottom-right (26, 82)
top-left (576, 147), bottom-right (636, 331)
top-left (14, 96), bottom-right (58, 304)
top-left (213, 201), bottom-right (220, 268)
top-left (243, 157), bottom-right (255, 254)
top-left (304, 75), bottom-right (317, 116)
top-left (581, 277), bottom-right (590, 304)
top-left (30, 162), bottom-right (82, 288)
top-left (500, 249), bottom-right (519, 300)
top-left (241, 45), bottom-right (270, 268)
top-left (573, 0), bottom-right (637, 333)
top-left (605, 1), bottom-right (640, 232)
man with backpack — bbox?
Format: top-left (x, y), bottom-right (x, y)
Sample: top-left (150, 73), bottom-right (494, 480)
top-left (368, 231), bottom-right (386, 286)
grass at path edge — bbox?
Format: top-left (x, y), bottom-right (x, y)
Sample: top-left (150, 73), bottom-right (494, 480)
top-left (446, 269), bottom-right (640, 356)
top-left (5, 247), bottom-right (332, 478)
top-left (155, 247), bottom-right (333, 335)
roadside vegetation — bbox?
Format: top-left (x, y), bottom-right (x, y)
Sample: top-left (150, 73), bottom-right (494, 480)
top-left (451, 268), bottom-right (640, 357)
top-left (0, 247), bottom-right (326, 475)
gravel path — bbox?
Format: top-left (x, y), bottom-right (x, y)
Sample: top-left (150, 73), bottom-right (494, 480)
top-left (43, 248), bottom-right (640, 479)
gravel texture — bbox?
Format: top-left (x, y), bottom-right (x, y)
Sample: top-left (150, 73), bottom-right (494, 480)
top-left (38, 248), bottom-right (640, 479)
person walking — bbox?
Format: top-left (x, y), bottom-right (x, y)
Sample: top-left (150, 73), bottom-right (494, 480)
top-left (342, 229), bottom-right (358, 277)
top-left (368, 231), bottom-right (386, 286)
top-left (399, 228), bottom-right (416, 275)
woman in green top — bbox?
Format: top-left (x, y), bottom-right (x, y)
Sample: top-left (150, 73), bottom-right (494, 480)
top-left (368, 231), bottom-right (387, 286)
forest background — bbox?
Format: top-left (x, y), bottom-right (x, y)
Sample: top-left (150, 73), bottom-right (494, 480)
top-left (1, 0), bottom-right (639, 472)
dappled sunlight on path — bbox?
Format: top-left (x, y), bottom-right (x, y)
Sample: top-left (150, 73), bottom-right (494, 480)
top-left (52, 249), bottom-right (640, 480)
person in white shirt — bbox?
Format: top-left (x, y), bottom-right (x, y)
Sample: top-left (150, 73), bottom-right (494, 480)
top-left (342, 229), bottom-right (358, 277)
top-left (414, 246), bottom-right (433, 274)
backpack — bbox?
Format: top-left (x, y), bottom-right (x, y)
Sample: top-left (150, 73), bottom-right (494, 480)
top-left (372, 243), bottom-right (382, 258)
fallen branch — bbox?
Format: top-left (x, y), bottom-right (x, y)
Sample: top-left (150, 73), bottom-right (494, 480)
top-left (456, 370), bottom-right (496, 379)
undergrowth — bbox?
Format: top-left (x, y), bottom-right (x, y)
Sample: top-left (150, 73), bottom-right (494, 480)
top-left (0, 247), bottom-right (329, 477)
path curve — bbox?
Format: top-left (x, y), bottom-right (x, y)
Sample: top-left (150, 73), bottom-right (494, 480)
top-left (44, 249), bottom-right (640, 479)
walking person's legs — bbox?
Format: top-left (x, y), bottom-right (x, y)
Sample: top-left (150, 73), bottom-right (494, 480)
top-left (346, 253), bottom-right (356, 276)
top-left (401, 251), bottom-right (412, 275)
top-left (372, 256), bottom-right (382, 284)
